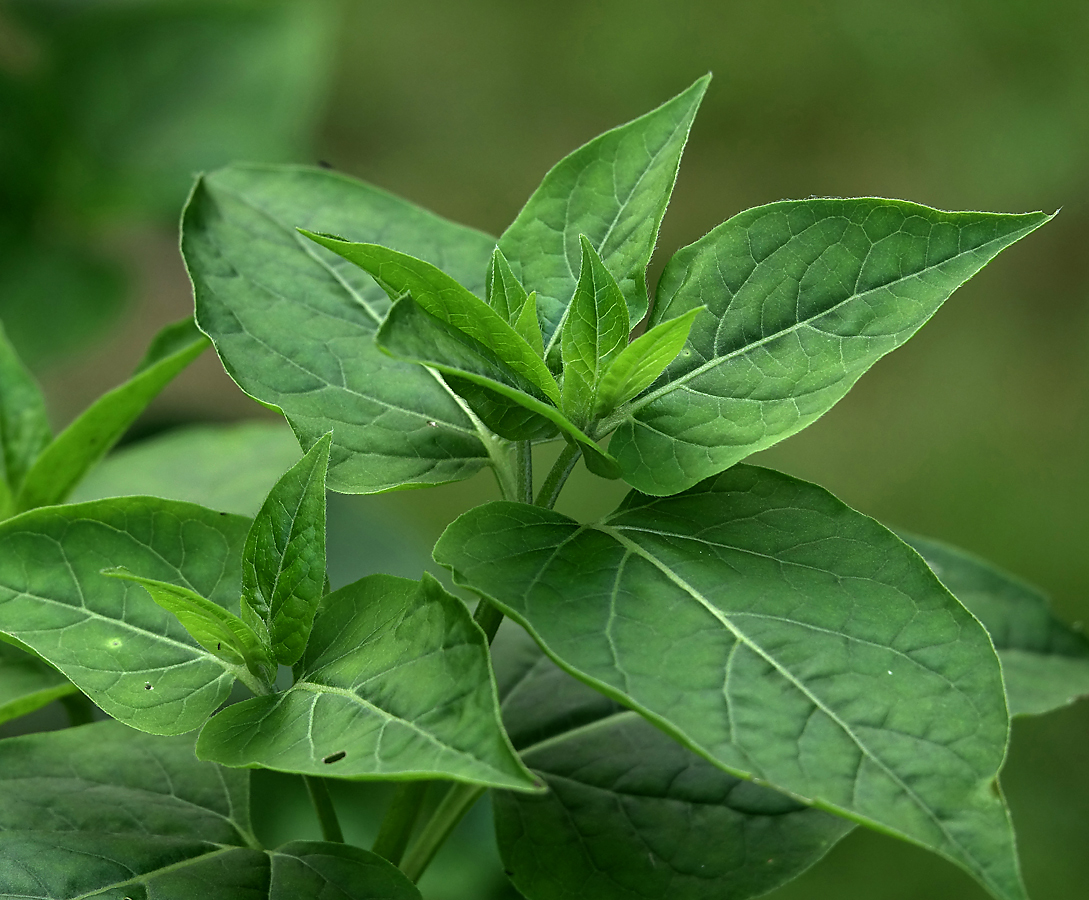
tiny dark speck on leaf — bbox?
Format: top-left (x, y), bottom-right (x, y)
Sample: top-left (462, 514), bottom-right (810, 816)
top-left (219, 512), bottom-right (228, 516)
top-left (217, 643), bottom-right (221, 650)
top-left (317, 159), bottom-right (333, 169)
top-left (504, 870), bottom-right (514, 877)
top-left (323, 750), bottom-right (346, 764)
top-left (144, 683), bottom-right (153, 690)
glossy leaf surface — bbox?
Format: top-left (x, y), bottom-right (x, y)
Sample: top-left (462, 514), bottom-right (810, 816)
top-left (492, 627), bottom-right (853, 900)
top-left (0, 497), bottom-right (250, 734)
top-left (907, 534), bottom-right (1089, 717)
top-left (183, 163), bottom-right (496, 494)
top-left (0, 641), bottom-right (76, 727)
top-left (609, 201), bottom-right (1051, 495)
top-left (499, 76), bottom-right (709, 350)
top-left (436, 466), bottom-right (1025, 900)
top-left (0, 320), bottom-right (50, 518)
top-left (198, 574), bottom-right (538, 792)
top-left (14, 317), bottom-right (208, 512)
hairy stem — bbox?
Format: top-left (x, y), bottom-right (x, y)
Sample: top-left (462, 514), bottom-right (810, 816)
top-left (401, 783), bottom-right (485, 883)
top-left (303, 775), bottom-right (344, 843)
top-left (515, 440), bottom-right (533, 504)
top-left (372, 781), bottom-right (430, 865)
top-left (534, 441), bottom-right (582, 509)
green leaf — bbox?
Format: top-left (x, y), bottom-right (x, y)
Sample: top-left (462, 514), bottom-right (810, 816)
top-left (0, 641), bottom-right (77, 727)
top-left (183, 163), bottom-right (496, 494)
top-left (242, 432), bottom-right (330, 666)
top-left (560, 237), bottom-right (630, 426)
top-left (197, 574), bottom-right (539, 792)
top-left (905, 534), bottom-right (1089, 717)
top-left (13, 316), bottom-right (208, 513)
top-left (0, 319), bottom-right (51, 518)
top-left (515, 291), bottom-right (545, 357)
top-left (499, 75), bottom-right (710, 352)
top-left (0, 720), bottom-right (421, 900)
top-left (0, 497), bottom-right (250, 735)
top-left (608, 200), bottom-right (1053, 496)
top-left (492, 627), bottom-right (853, 900)
top-left (487, 248), bottom-right (545, 357)
top-left (70, 421), bottom-right (303, 516)
top-left (435, 466), bottom-right (1026, 900)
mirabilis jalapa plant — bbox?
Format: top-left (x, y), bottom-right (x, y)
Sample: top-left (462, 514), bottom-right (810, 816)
top-left (2, 74), bottom-right (1088, 900)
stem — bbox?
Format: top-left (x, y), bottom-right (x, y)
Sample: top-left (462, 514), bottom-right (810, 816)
top-left (60, 692), bottom-right (95, 726)
top-left (372, 781), bottom-right (430, 866)
top-left (534, 441), bottom-right (581, 509)
top-left (515, 440), bottom-right (533, 504)
top-left (400, 783), bottom-right (485, 883)
top-left (303, 775), bottom-right (344, 843)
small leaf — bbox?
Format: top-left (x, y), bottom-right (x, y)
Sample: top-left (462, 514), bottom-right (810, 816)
top-left (0, 640), bottom-right (77, 727)
top-left (905, 534), bottom-right (1089, 717)
top-left (14, 317), bottom-right (208, 513)
top-left (514, 291), bottom-right (545, 357)
top-left (486, 247), bottom-right (529, 323)
top-left (197, 574), bottom-right (539, 792)
top-left (242, 432), bottom-right (331, 666)
top-left (0, 319), bottom-right (51, 518)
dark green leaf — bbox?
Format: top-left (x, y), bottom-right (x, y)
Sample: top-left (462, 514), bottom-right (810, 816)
top-left (0, 497), bottom-right (250, 734)
top-left (436, 466), bottom-right (1025, 900)
top-left (608, 200), bottom-right (1052, 495)
top-left (487, 248), bottom-right (529, 325)
top-left (14, 317), bottom-right (208, 513)
top-left (242, 432), bottom-right (330, 666)
top-left (492, 627), bottom-right (853, 900)
top-left (905, 534), bottom-right (1089, 717)
top-left (499, 75), bottom-right (710, 351)
top-left (197, 574), bottom-right (539, 792)
top-left (183, 164), bottom-right (496, 494)
top-left (515, 291), bottom-right (545, 358)
top-left (0, 319), bottom-right (50, 518)
top-left (0, 641), bottom-right (76, 727)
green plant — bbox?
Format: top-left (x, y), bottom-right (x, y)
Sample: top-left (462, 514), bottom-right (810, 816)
top-left (2, 76), bottom-right (1087, 900)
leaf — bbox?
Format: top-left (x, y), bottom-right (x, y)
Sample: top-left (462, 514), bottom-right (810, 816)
top-left (492, 627), bottom-right (853, 900)
top-left (70, 421), bottom-right (303, 516)
top-left (608, 200), bottom-right (1053, 496)
top-left (560, 237), bottom-right (630, 426)
top-left (0, 497), bottom-right (250, 735)
top-left (435, 465), bottom-right (1026, 900)
top-left (13, 317), bottom-right (208, 513)
top-left (197, 574), bottom-right (539, 792)
top-left (0, 319), bottom-right (51, 519)
top-left (0, 720), bottom-right (421, 900)
top-left (0, 640), bottom-right (77, 728)
top-left (499, 75), bottom-right (710, 352)
top-left (183, 163), bottom-right (497, 494)
top-left (905, 534), bottom-right (1089, 717)
top-left (242, 432), bottom-right (330, 666)
top-left (515, 291), bottom-right (545, 357)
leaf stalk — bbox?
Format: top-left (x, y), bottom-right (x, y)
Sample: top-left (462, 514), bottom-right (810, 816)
top-left (303, 775), bottom-right (344, 843)
top-left (400, 783), bottom-right (485, 883)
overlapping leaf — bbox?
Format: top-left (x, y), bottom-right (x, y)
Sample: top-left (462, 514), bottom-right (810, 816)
top-left (0, 320), bottom-right (51, 519)
top-left (0, 640), bottom-right (76, 727)
top-left (436, 465), bottom-right (1026, 900)
top-left (605, 200), bottom-right (1051, 495)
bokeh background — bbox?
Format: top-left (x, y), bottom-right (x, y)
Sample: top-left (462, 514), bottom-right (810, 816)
top-left (2, 1), bottom-right (1086, 897)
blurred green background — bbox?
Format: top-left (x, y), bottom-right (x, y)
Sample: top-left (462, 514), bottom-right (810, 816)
top-left (2, 0), bottom-right (1086, 897)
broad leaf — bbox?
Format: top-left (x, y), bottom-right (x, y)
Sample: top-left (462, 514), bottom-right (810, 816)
top-left (607, 201), bottom-right (1052, 495)
top-left (492, 627), bottom-right (853, 900)
top-left (197, 574), bottom-right (539, 792)
top-left (0, 640), bottom-right (76, 727)
top-left (0, 497), bottom-right (250, 734)
top-left (242, 432), bottom-right (330, 666)
top-left (14, 317), bottom-right (208, 512)
top-left (499, 75), bottom-right (710, 351)
top-left (183, 163), bottom-right (497, 494)
top-left (436, 466), bottom-right (1026, 900)
top-left (906, 534), bottom-right (1089, 717)
top-left (0, 720), bottom-right (421, 900)
top-left (0, 320), bottom-right (51, 518)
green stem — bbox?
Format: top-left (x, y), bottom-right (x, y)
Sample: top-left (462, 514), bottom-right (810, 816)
top-left (534, 441), bottom-right (581, 509)
top-left (400, 783), bottom-right (485, 883)
top-left (303, 775), bottom-right (344, 843)
top-left (515, 440), bottom-right (533, 504)
top-left (60, 692), bottom-right (95, 726)
top-left (372, 781), bottom-right (430, 866)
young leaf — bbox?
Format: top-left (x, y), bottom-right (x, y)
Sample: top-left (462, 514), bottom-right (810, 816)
top-left (242, 432), bottom-right (331, 666)
top-left (13, 316), bottom-right (208, 512)
top-left (515, 291), bottom-right (545, 357)
top-left (0, 319), bottom-right (51, 518)
top-left (487, 248), bottom-right (545, 356)
top-left (499, 75), bottom-right (710, 351)
top-left (436, 466), bottom-right (1026, 900)
top-left (560, 236), bottom-right (630, 425)
top-left (183, 163), bottom-right (495, 494)
top-left (0, 497), bottom-right (250, 734)
top-left (0, 640), bottom-right (77, 727)
top-left (905, 534), bottom-right (1089, 717)
top-left (608, 200), bottom-right (1053, 495)
top-left (492, 627), bottom-right (854, 900)
top-left (197, 574), bottom-right (539, 792)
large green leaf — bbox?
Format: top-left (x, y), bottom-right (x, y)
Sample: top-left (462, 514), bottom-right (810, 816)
top-left (0, 720), bottom-right (421, 900)
top-left (0, 320), bottom-right (51, 519)
top-left (14, 317), bottom-right (208, 513)
top-left (183, 163), bottom-right (498, 494)
top-left (435, 466), bottom-right (1025, 900)
top-left (0, 641), bottom-right (76, 727)
top-left (499, 76), bottom-right (709, 351)
top-left (606, 201), bottom-right (1052, 495)
top-left (197, 574), bottom-right (539, 792)
top-left (492, 627), bottom-right (853, 900)
top-left (906, 534), bottom-right (1089, 717)
top-left (0, 497), bottom-right (250, 734)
